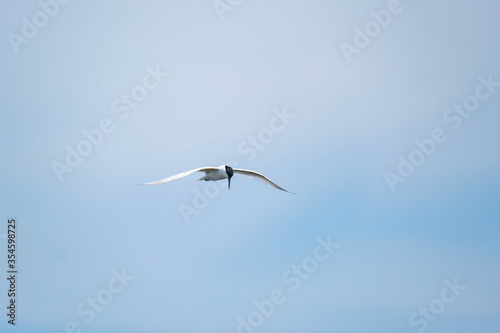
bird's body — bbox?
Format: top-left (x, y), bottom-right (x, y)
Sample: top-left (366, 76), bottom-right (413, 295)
top-left (196, 166), bottom-right (229, 181)
top-left (140, 165), bottom-right (294, 193)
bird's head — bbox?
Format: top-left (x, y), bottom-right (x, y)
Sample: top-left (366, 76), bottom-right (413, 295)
top-left (225, 165), bottom-right (234, 189)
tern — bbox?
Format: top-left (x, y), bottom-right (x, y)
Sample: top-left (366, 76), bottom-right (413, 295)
top-left (139, 165), bottom-right (294, 193)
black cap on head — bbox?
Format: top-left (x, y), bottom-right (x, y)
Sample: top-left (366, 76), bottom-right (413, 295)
top-left (225, 165), bottom-right (234, 189)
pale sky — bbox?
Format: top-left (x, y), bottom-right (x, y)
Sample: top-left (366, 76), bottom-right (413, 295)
top-left (1, 1), bottom-right (499, 332)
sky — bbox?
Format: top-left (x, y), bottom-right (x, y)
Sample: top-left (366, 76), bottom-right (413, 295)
top-left (1, 0), bottom-right (499, 332)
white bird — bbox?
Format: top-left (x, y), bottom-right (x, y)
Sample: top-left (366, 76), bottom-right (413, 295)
top-left (139, 165), bottom-right (294, 193)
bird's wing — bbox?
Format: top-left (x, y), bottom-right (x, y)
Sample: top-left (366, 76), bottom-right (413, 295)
top-left (233, 168), bottom-right (295, 193)
top-left (139, 167), bottom-right (217, 186)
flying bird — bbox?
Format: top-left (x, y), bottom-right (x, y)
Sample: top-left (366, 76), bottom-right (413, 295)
top-left (139, 165), bottom-right (294, 193)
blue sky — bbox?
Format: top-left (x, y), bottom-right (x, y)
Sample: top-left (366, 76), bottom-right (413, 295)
top-left (1, 1), bottom-right (499, 332)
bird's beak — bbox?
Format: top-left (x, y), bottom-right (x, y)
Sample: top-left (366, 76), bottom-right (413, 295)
top-left (228, 178), bottom-right (231, 190)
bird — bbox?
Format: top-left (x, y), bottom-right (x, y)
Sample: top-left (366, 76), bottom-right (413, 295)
top-left (139, 165), bottom-right (294, 193)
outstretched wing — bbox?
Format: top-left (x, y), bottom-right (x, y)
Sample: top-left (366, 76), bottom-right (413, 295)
top-left (139, 167), bottom-right (217, 186)
top-left (233, 168), bottom-right (295, 194)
